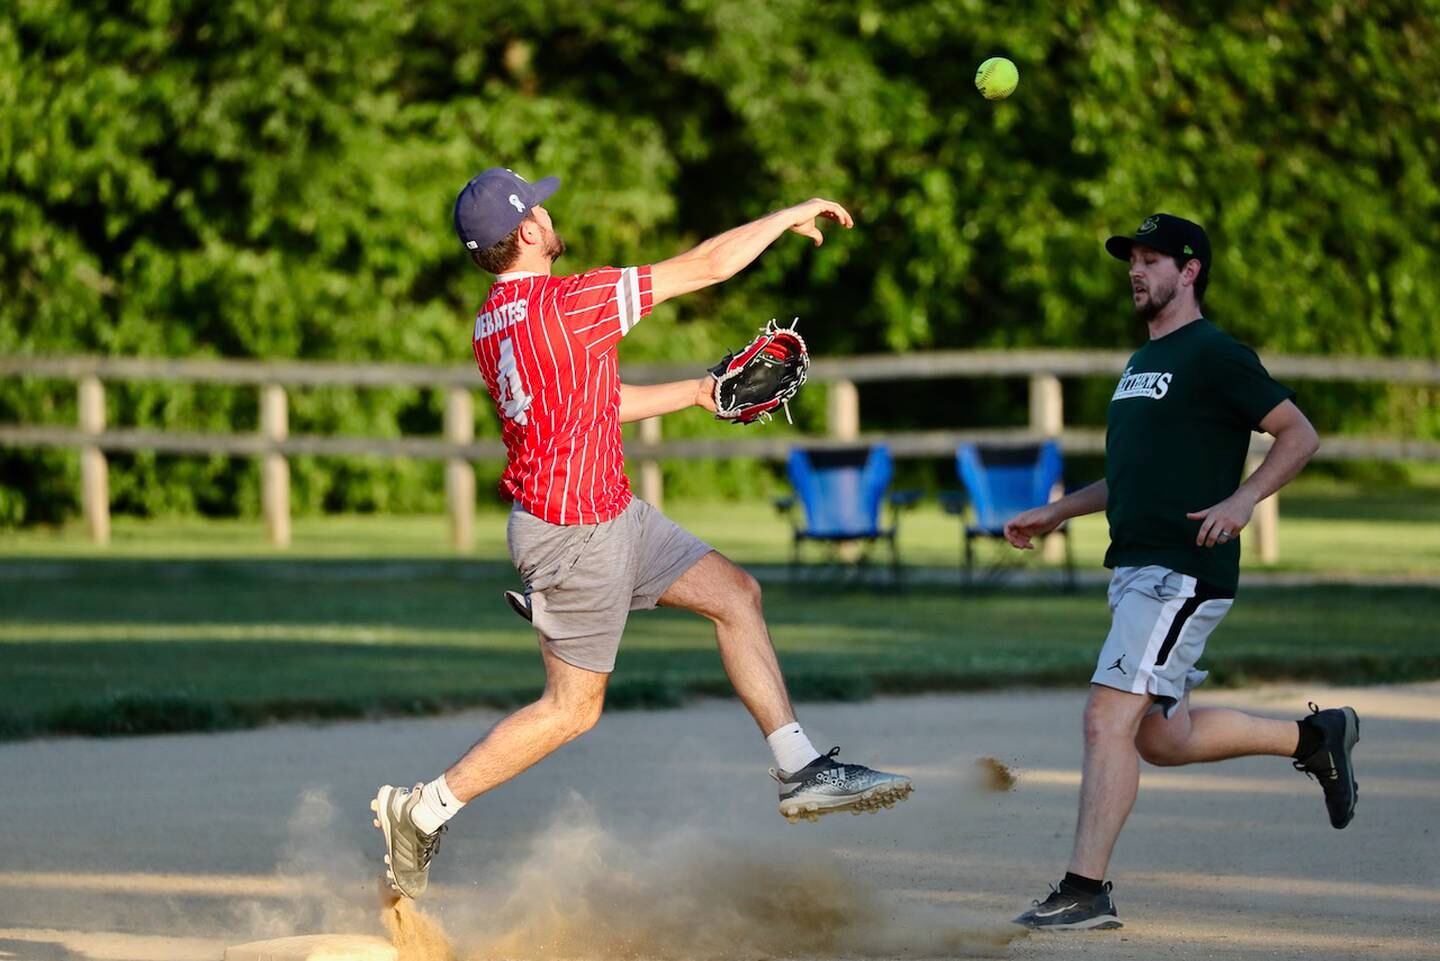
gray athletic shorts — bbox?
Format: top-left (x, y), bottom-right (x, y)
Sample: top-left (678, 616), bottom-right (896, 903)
top-left (506, 498), bottom-right (713, 673)
top-left (1091, 565), bottom-right (1235, 718)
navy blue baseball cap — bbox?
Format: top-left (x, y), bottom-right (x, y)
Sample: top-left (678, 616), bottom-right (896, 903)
top-left (453, 168), bottom-right (560, 251)
top-left (1106, 213), bottom-right (1210, 273)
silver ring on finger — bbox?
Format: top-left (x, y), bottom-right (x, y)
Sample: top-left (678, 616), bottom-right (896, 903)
top-left (1218, 531), bottom-right (1231, 540)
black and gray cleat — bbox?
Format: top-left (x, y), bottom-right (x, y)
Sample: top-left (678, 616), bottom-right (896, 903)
top-left (1014, 881), bottom-right (1122, 931)
top-left (771, 747), bottom-right (913, 823)
top-left (1293, 702), bottom-right (1360, 829)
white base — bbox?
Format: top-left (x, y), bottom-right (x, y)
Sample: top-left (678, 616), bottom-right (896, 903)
top-left (224, 935), bottom-right (398, 961)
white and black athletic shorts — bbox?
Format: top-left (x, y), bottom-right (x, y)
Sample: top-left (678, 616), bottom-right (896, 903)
top-left (507, 498), bottom-right (713, 674)
top-left (1090, 565), bottom-right (1235, 718)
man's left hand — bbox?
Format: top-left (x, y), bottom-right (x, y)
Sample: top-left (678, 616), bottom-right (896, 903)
top-left (1186, 491), bottom-right (1258, 548)
top-left (695, 375), bottom-right (717, 413)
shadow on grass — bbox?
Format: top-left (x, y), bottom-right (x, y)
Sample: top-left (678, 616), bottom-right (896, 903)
top-left (5, 636), bottom-right (1439, 742)
top-left (1282, 488), bottom-right (1440, 524)
top-left (5, 558), bottom-right (1440, 741)
top-left (0, 557), bottom-right (521, 629)
top-left (0, 557), bottom-right (1100, 631)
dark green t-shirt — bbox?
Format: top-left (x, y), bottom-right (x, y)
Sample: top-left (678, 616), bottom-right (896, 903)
top-left (1103, 318), bottom-right (1295, 594)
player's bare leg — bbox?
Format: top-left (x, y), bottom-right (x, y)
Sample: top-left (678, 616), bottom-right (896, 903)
top-left (1017, 685), bottom-right (1361, 928)
top-left (1135, 695), bottom-right (1297, 765)
top-left (1016, 684), bottom-right (1148, 931)
top-left (1068, 684), bottom-right (1152, 882)
top-left (1014, 684), bottom-right (1144, 930)
top-left (658, 550), bottom-right (912, 821)
top-left (443, 641), bottom-right (609, 799)
top-left (658, 550), bottom-right (793, 732)
top-left (372, 641), bottom-right (607, 897)
top-left (1138, 694), bottom-right (1360, 828)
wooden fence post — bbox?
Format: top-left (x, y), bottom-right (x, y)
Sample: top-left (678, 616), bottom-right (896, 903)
top-left (445, 387), bottom-right (475, 552)
top-left (639, 416), bottom-right (663, 509)
top-left (1028, 373), bottom-right (1063, 435)
top-left (828, 380), bottom-right (860, 440)
top-left (78, 375), bottom-right (110, 545)
top-left (260, 384), bottom-right (290, 548)
top-left (1029, 373), bottom-right (1066, 563)
top-left (1247, 454), bottom-right (1280, 564)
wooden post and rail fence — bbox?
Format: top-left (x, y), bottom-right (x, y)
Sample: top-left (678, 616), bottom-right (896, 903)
top-left (2, 352), bottom-right (1437, 561)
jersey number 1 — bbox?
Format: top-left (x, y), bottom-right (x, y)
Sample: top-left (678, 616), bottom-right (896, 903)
top-left (496, 337), bottom-right (532, 425)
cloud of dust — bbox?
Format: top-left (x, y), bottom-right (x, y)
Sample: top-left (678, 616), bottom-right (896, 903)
top-left (384, 899), bottom-right (457, 961)
top-left (393, 794), bottom-right (1019, 961)
top-left (230, 788), bottom-right (382, 939)
top-left (974, 756), bottom-right (1018, 793)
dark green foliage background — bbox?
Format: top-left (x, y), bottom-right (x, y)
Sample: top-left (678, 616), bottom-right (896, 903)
top-left (3, 0), bottom-right (1437, 523)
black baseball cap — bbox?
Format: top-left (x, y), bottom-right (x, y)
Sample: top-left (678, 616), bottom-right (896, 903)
top-left (1105, 213), bottom-right (1210, 273)
top-left (453, 167), bottom-right (560, 251)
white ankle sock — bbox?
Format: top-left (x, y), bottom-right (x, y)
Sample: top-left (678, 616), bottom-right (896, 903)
top-left (766, 723), bottom-right (821, 774)
top-left (411, 775), bottom-right (463, 835)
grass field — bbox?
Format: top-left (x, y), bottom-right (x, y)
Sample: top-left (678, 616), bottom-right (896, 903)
top-left (3, 474), bottom-right (1436, 740)
top-left (4, 474), bottom-right (1439, 574)
top-left (3, 556), bottom-right (1437, 740)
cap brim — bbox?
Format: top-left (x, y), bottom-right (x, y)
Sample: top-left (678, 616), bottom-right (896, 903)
top-left (1105, 235), bottom-right (1135, 261)
top-left (1106, 235), bottom-right (1193, 263)
top-left (530, 176), bottom-right (560, 206)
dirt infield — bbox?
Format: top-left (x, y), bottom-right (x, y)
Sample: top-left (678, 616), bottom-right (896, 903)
top-left (1, 682), bottom-right (1436, 961)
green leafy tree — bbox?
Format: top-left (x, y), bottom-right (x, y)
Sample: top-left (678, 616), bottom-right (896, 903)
top-left (2, 0), bottom-right (1436, 523)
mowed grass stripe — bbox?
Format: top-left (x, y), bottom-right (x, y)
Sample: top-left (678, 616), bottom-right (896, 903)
top-left (0, 623), bottom-right (491, 644)
top-left (2, 553), bottom-right (1436, 740)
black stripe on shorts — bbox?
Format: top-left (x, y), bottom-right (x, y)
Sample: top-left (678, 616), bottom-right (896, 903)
top-left (1154, 578), bottom-right (1234, 667)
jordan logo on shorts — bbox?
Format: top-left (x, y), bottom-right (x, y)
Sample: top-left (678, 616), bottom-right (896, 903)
top-left (1108, 655), bottom-right (1127, 676)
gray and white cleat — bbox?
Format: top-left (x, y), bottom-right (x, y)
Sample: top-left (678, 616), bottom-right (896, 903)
top-left (370, 783), bottom-right (445, 898)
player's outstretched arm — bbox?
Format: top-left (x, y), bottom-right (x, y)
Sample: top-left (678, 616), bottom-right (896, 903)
top-left (1004, 479), bottom-right (1108, 550)
top-left (649, 199), bottom-right (853, 307)
top-left (618, 377), bottom-right (717, 424)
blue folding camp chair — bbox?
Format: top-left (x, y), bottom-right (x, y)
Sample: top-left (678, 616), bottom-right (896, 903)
top-left (775, 445), bottom-right (921, 583)
top-left (942, 440), bottom-right (1075, 589)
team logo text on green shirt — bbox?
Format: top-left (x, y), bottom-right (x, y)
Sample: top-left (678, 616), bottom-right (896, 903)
top-left (1112, 367), bottom-right (1173, 401)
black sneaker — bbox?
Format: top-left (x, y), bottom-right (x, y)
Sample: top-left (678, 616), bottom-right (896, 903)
top-left (1014, 881), bottom-right (1122, 931)
top-left (1293, 702), bottom-right (1360, 829)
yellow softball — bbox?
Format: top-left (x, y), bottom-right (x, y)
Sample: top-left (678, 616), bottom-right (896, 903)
top-left (975, 57), bottom-right (1019, 101)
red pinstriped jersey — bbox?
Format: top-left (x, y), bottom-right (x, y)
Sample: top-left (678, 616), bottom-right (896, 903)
top-left (471, 265), bottom-right (654, 525)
